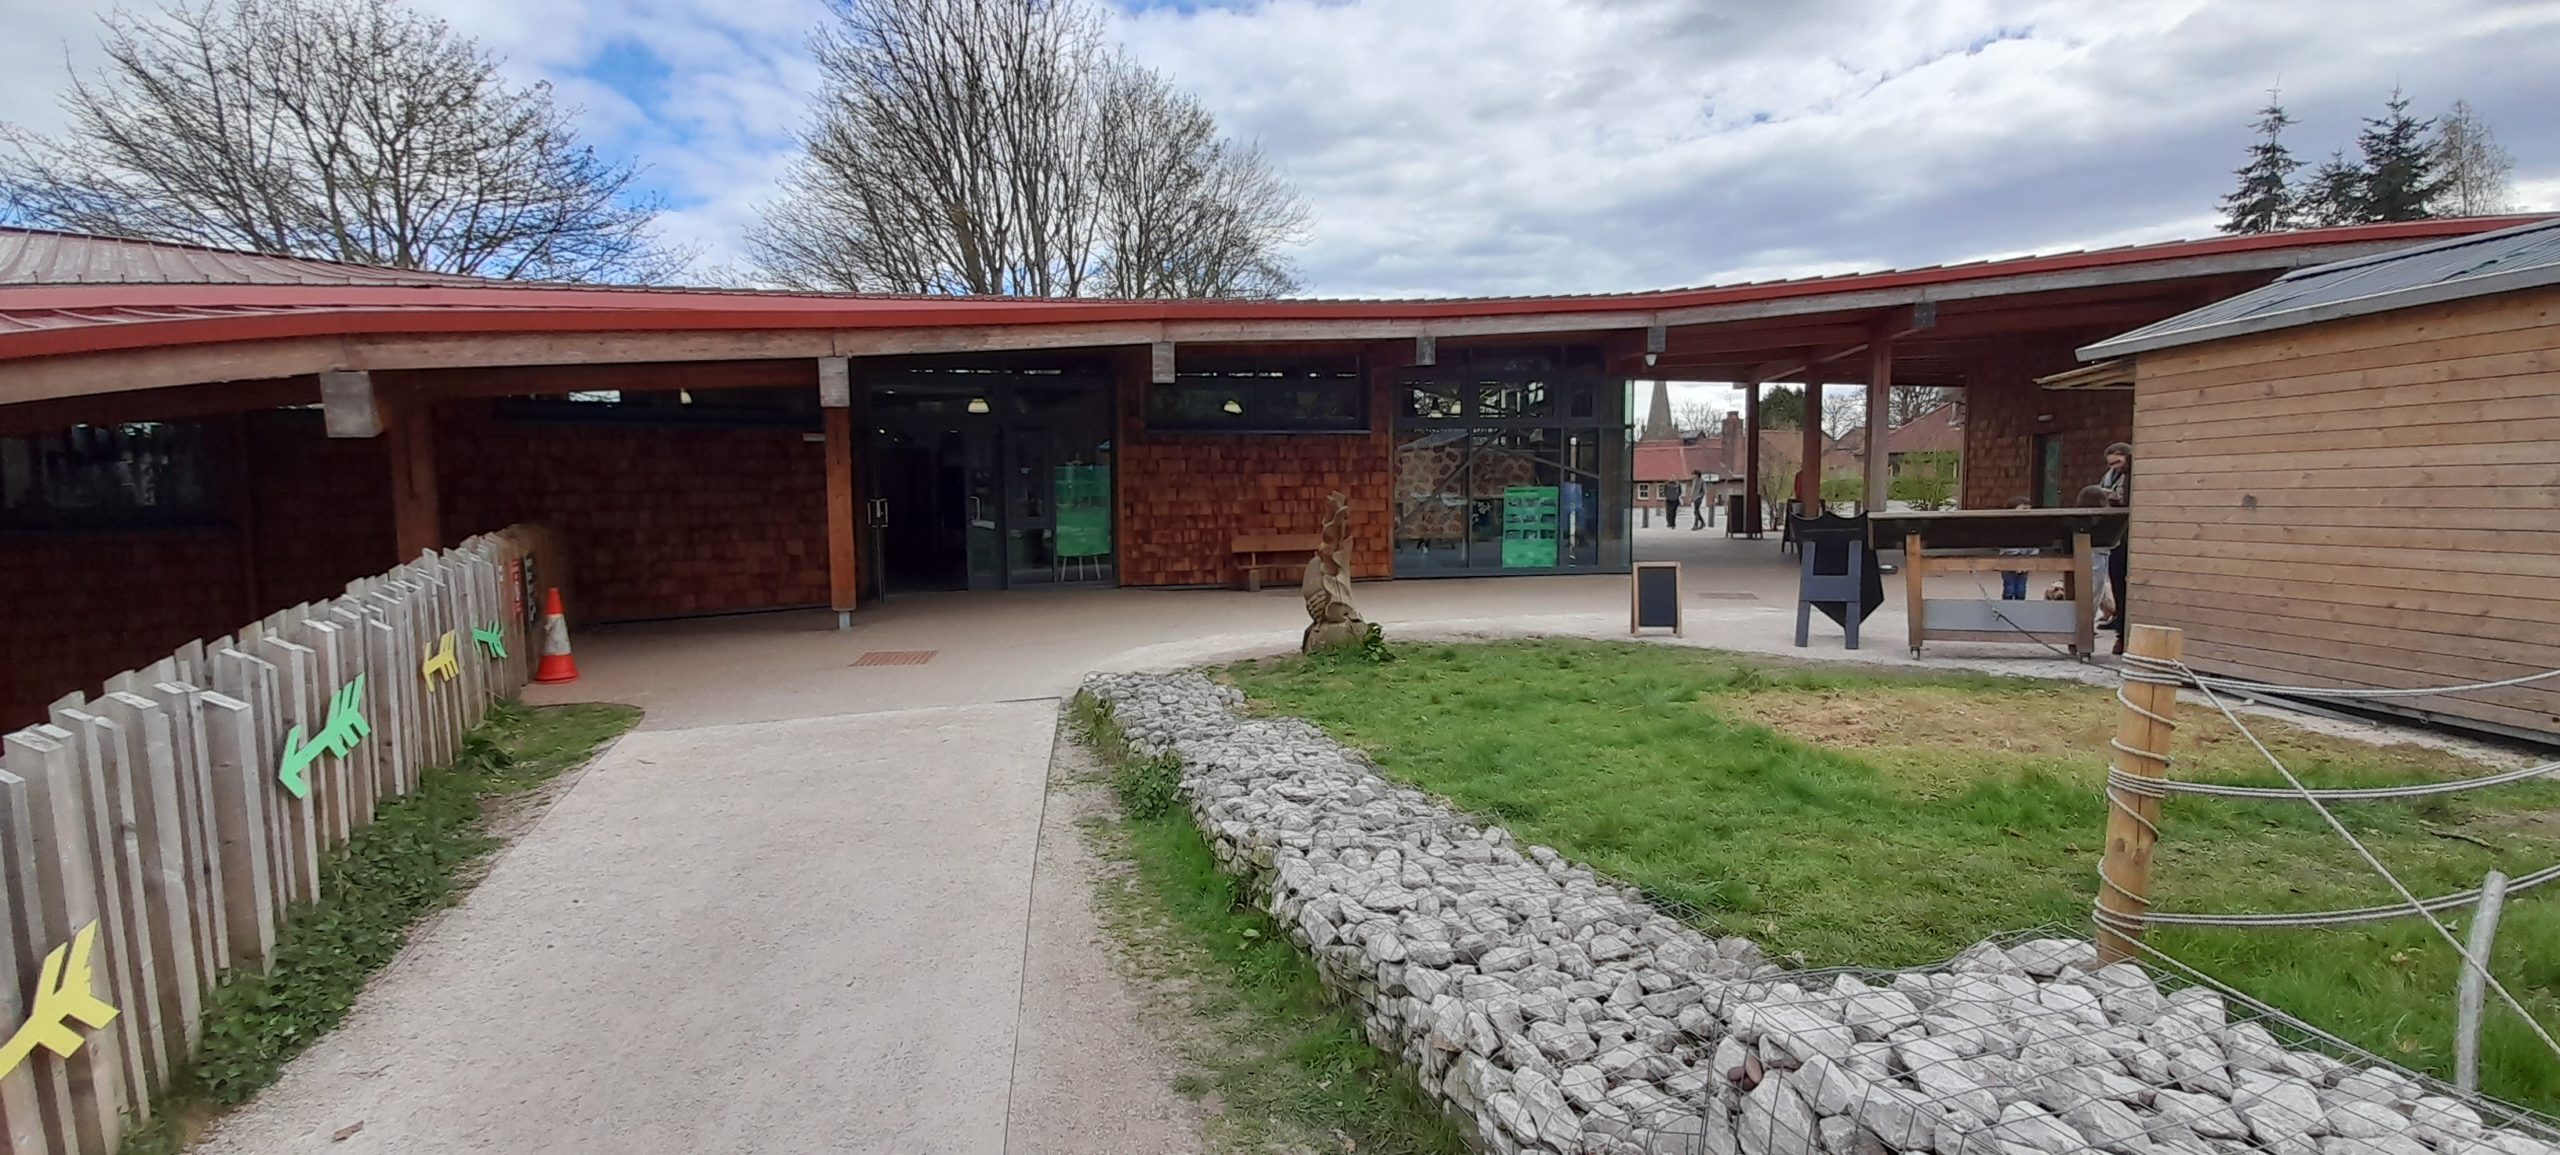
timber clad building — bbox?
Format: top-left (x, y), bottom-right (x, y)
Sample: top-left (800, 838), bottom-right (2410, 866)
top-left (0, 217), bottom-right (2541, 730)
top-left (2080, 217), bottom-right (2560, 742)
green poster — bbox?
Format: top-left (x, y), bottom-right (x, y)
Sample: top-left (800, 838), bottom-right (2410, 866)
top-left (1054, 464), bottom-right (1111, 558)
top-left (1502, 485), bottom-right (1559, 568)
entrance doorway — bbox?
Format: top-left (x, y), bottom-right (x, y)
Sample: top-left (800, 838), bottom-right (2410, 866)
top-left (861, 363), bottom-right (1116, 597)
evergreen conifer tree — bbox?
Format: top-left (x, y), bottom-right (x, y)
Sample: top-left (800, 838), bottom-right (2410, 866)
top-left (2218, 94), bottom-right (2300, 233)
top-left (2296, 149), bottom-right (2368, 227)
top-left (2356, 87), bottom-right (2440, 221)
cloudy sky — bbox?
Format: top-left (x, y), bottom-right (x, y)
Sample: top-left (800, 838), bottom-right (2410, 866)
top-left (4, 0), bottom-right (2556, 299)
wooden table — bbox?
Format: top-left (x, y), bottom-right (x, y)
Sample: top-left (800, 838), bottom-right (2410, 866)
top-left (1867, 508), bottom-right (2128, 659)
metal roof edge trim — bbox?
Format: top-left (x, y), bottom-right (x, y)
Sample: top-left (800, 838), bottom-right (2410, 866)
top-left (2263, 215), bottom-right (2560, 284)
top-left (2076, 260), bottom-right (2560, 361)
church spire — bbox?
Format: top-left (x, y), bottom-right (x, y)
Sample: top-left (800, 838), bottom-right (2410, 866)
top-left (1641, 380), bottom-right (1675, 440)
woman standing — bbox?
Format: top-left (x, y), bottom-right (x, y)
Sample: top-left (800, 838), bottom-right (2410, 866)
top-left (2097, 442), bottom-right (2132, 653)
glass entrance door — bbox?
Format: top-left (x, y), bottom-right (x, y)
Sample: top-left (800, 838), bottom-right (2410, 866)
top-left (869, 421), bottom-right (1002, 594)
top-left (862, 368), bottom-right (1114, 596)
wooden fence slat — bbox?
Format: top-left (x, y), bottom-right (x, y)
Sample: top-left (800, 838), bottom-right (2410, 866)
top-left (256, 638), bottom-right (323, 905)
top-left (360, 609), bottom-right (404, 804)
top-left (195, 693), bottom-right (276, 974)
top-left (48, 711), bottom-right (159, 1111)
top-left (327, 604), bottom-right (380, 828)
top-left (410, 574), bottom-right (450, 771)
top-left (207, 646), bottom-right (291, 925)
top-left (423, 566), bottom-right (459, 769)
top-left (55, 704), bottom-right (200, 1086)
top-left (101, 694), bottom-right (221, 993)
top-left (294, 620), bottom-right (353, 847)
top-left (0, 849), bottom-right (50, 1153)
top-left (373, 587), bottom-right (416, 794)
top-left (1, 730), bottom-right (130, 1154)
top-left (0, 754), bottom-right (73, 1155)
top-left (38, 714), bottom-right (164, 1108)
top-left (145, 683), bottom-right (232, 979)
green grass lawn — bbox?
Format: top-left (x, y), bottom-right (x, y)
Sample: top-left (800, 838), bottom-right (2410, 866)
top-left (1227, 639), bottom-right (2560, 1112)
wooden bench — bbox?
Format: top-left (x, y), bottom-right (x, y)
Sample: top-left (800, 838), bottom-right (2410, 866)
top-left (1232, 533), bottom-right (1323, 591)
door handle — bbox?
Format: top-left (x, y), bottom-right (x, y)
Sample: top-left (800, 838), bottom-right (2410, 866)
top-left (869, 497), bottom-right (888, 524)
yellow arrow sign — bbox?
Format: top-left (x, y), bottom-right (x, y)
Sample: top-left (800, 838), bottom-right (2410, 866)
top-left (0, 921), bottom-right (119, 1077)
top-left (422, 630), bottom-right (460, 688)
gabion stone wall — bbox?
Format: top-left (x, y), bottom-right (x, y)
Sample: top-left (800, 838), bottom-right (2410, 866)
top-left (1082, 672), bottom-right (2560, 1155)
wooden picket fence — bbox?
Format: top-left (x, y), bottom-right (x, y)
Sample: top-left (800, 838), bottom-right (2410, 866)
top-left (0, 525), bottom-right (556, 1155)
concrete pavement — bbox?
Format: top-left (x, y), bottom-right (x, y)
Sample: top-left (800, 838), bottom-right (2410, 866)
top-left (194, 700), bottom-right (1106, 1154)
top-left (194, 524), bottom-right (2120, 1155)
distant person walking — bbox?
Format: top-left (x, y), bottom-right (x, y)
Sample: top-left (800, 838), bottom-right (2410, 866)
top-left (1691, 472), bottom-right (1710, 529)
top-left (1662, 478), bottom-right (1683, 528)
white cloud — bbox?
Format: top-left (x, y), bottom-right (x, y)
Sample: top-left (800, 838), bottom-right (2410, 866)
top-left (3, 0), bottom-right (2554, 291)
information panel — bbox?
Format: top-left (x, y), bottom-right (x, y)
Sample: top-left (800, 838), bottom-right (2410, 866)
top-left (1054, 464), bottom-right (1111, 559)
top-left (1501, 485), bottom-right (1559, 569)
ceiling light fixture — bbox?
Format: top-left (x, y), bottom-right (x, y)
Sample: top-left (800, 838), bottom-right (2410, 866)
top-left (967, 396), bottom-right (991, 414)
top-left (1221, 398), bottom-right (1244, 415)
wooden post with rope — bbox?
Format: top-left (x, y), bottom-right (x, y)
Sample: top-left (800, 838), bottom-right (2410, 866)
top-left (2097, 624), bottom-right (2183, 964)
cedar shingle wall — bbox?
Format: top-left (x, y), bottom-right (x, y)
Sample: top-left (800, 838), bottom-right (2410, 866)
top-left (246, 409), bottom-right (396, 606)
top-left (1117, 372), bottom-right (1394, 586)
top-left (0, 530), bottom-right (248, 730)
top-left (2131, 285), bottom-right (2560, 738)
top-left (2, 411), bottom-right (393, 731)
top-left (437, 403), bottom-right (829, 620)
top-left (1962, 352), bottom-right (2134, 509)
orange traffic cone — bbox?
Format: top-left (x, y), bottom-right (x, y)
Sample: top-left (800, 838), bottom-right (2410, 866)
top-left (532, 587), bottom-right (580, 684)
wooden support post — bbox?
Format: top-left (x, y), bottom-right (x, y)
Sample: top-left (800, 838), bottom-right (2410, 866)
top-left (384, 385), bottom-right (441, 561)
top-left (1864, 334), bottom-right (1893, 514)
top-left (1904, 533), bottom-right (1927, 657)
top-left (1742, 374), bottom-right (1763, 536)
top-left (2096, 623), bottom-right (2184, 964)
top-left (821, 359), bottom-right (859, 628)
top-left (1798, 375), bottom-right (1823, 515)
top-left (2072, 530), bottom-right (2096, 658)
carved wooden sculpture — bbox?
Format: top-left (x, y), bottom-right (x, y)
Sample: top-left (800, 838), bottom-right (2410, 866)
top-left (1301, 492), bottom-right (1370, 653)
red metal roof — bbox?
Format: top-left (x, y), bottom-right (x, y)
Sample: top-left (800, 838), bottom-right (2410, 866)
top-left (0, 217), bottom-right (2542, 365)
top-left (0, 228), bottom-right (495, 288)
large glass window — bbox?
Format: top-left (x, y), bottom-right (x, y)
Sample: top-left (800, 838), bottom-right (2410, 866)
top-left (2, 422), bottom-right (220, 528)
top-left (1147, 351), bottom-right (1368, 432)
top-left (1391, 346), bottom-right (1629, 576)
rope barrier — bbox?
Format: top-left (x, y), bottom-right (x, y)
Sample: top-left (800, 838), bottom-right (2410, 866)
top-left (2095, 654), bottom-right (2560, 1069)
top-left (2122, 652), bottom-right (2560, 702)
top-left (2106, 758), bottom-right (2560, 802)
top-left (2091, 862), bottom-right (2560, 929)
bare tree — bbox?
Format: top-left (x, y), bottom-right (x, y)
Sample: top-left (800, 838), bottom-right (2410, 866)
top-left (2431, 99), bottom-right (2515, 217)
top-left (1669, 398), bottom-right (1724, 436)
top-left (750, 0), bottom-right (1305, 298)
top-left (1819, 387), bottom-right (1863, 441)
top-left (1089, 61), bottom-right (1304, 298)
top-left (1888, 385), bottom-right (1957, 428)
top-left (0, 0), bottom-right (684, 282)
